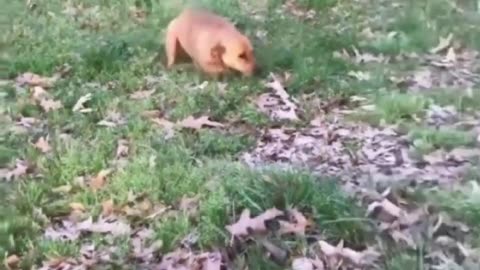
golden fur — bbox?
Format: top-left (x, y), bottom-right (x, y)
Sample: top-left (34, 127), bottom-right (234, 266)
top-left (165, 8), bottom-right (256, 77)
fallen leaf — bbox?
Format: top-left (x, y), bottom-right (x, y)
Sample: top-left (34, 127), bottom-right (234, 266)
top-left (31, 86), bottom-right (49, 99)
top-left (90, 169), bottom-right (112, 191)
top-left (115, 139), bottom-right (129, 159)
top-left (177, 116), bottom-right (224, 130)
top-left (278, 208), bottom-right (310, 236)
top-left (129, 89), bottom-right (155, 100)
top-left (444, 47), bottom-right (457, 63)
top-left (225, 208), bottom-right (283, 237)
top-left (367, 198), bottom-right (404, 222)
top-left (77, 216), bottom-right (131, 236)
top-left (52, 185), bottom-right (72, 193)
top-left (258, 73), bottom-right (300, 121)
top-left (39, 98), bottom-right (63, 112)
top-left (69, 202), bottom-right (86, 212)
top-left (97, 111), bottom-right (126, 128)
top-left (198, 251), bottom-right (223, 270)
top-left (15, 72), bottom-right (59, 88)
top-left (0, 160), bottom-right (29, 181)
top-left (72, 93), bottom-right (93, 113)
top-left (151, 117), bottom-right (175, 139)
top-left (430, 33), bottom-right (453, 54)
top-left (318, 240), bottom-right (380, 266)
top-left (348, 70), bottom-right (371, 81)
top-left (292, 257), bottom-right (314, 270)
top-left (102, 199), bottom-right (114, 217)
top-left (4, 254), bottom-right (20, 270)
top-left (34, 136), bottom-right (51, 153)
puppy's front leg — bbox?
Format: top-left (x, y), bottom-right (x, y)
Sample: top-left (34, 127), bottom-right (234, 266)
top-left (165, 19), bottom-right (180, 68)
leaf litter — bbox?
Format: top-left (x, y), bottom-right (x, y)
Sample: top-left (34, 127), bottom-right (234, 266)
top-left (243, 74), bottom-right (480, 268)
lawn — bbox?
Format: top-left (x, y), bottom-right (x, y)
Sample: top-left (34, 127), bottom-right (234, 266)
top-left (2, 0), bottom-right (480, 269)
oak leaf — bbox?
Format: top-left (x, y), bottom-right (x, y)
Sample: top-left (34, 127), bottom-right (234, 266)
top-left (225, 208), bottom-right (283, 237)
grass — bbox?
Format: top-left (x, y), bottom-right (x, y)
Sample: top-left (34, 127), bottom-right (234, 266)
top-left (2, 0), bottom-right (480, 269)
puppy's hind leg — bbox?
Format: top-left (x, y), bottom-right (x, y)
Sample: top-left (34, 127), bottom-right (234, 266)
top-left (165, 19), bottom-right (180, 68)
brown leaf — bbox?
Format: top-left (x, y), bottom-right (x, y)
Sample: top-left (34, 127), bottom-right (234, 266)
top-left (367, 198), bottom-right (404, 222)
top-left (257, 73), bottom-right (300, 121)
top-left (151, 117), bottom-right (175, 139)
top-left (39, 98), bottom-right (63, 112)
top-left (318, 240), bottom-right (380, 266)
top-left (278, 208), bottom-right (310, 236)
top-left (198, 251), bottom-right (222, 270)
top-left (31, 86), bottom-right (49, 100)
top-left (225, 208), bottom-right (283, 237)
top-left (77, 216), bottom-right (132, 236)
top-left (115, 139), bottom-right (129, 159)
top-left (4, 254), bottom-right (20, 270)
top-left (90, 169), bottom-right (112, 191)
top-left (15, 72), bottom-right (59, 88)
top-left (102, 199), bottom-right (114, 217)
top-left (34, 136), bottom-right (51, 153)
top-left (129, 89), bottom-right (155, 100)
top-left (177, 116), bottom-right (224, 130)
top-left (1, 160), bottom-right (29, 181)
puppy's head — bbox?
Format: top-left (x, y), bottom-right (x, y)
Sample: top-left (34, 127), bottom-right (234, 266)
top-left (212, 31), bottom-right (256, 76)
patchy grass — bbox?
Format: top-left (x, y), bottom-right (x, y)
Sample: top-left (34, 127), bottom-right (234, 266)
top-left (409, 127), bottom-right (477, 153)
top-left (2, 0), bottom-right (480, 268)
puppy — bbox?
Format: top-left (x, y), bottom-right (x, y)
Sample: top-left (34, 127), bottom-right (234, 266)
top-left (165, 8), bottom-right (256, 77)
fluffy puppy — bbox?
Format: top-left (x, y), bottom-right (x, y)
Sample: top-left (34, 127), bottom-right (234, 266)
top-left (165, 8), bottom-right (256, 77)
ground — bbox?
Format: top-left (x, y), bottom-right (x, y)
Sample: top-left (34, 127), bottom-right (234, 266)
top-left (2, 0), bottom-right (480, 269)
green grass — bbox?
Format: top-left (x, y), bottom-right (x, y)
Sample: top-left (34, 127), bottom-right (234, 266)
top-left (409, 127), bottom-right (477, 153)
top-left (2, 0), bottom-right (480, 268)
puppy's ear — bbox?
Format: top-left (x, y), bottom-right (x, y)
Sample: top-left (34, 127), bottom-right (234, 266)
top-left (210, 43), bottom-right (226, 63)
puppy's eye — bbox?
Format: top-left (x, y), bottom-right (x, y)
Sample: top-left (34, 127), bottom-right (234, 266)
top-left (238, 52), bottom-right (247, 60)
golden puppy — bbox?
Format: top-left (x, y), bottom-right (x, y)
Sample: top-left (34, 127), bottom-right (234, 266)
top-left (165, 8), bottom-right (256, 77)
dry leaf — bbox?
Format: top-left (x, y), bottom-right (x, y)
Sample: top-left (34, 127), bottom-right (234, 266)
top-left (15, 72), bottom-right (59, 88)
top-left (102, 199), bottom-right (114, 217)
top-left (4, 254), bottom-right (20, 270)
top-left (72, 93), bottom-right (93, 113)
top-left (1, 160), bottom-right (29, 181)
top-left (444, 47), bottom-right (457, 63)
top-left (69, 202), bottom-right (86, 212)
top-left (90, 169), bottom-right (112, 191)
top-left (115, 139), bottom-right (129, 159)
top-left (129, 89), bottom-right (155, 100)
top-left (367, 198), bottom-right (404, 222)
top-left (52, 185), bottom-right (72, 193)
top-left (31, 86), bottom-right (49, 100)
top-left (225, 208), bottom-right (283, 237)
top-left (278, 208), bottom-right (310, 235)
top-left (177, 116), bottom-right (224, 130)
top-left (292, 257), bottom-right (314, 270)
top-left (318, 240), bottom-right (380, 266)
top-left (151, 117), bottom-right (175, 139)
top-left (39, 98), bottom-right (63, 112)
top-left (34, 136), bottom-right (51, 153)
top-left (77, 216), bottom-right (131, 236)
top-left (198, 251), bottom-right (222, 270)
top-left (430, 33), bottom-right (453, 54)
top-left (258, 73), bottom-right (300, 121)
top-left (348, 71), bottom-right (371, 81)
